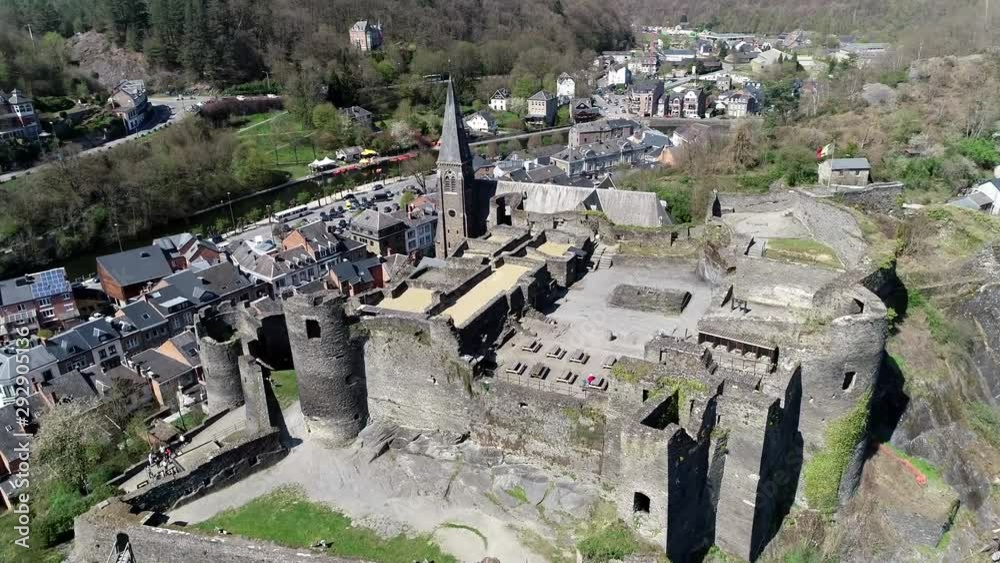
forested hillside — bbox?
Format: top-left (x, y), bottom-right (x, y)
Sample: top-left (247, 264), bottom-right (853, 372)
top-left (0, 0), bottom-right (632, 93)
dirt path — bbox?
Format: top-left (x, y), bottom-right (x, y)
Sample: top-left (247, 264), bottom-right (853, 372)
top-left (237, 111), bottom-right (288, 134)
top-left (168, 403), bottom-right (589, 562)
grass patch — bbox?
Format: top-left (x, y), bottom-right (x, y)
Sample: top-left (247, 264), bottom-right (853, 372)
top-left (562, 405), bottom-right (606, 450)
top-left (519, 527), bottom-right (574, 563)
top-left (0, 513), bottom-right (63, 563)
top-left (173, 409), bottom-right (207, 431)
top-left (884, 444), bottom-right (943, 484)
top-left (765, 238), bottom-right (843, 269)
top-left (439, 522), bottom-right (487, 549)
top-left (576, 519), bottom-right (652, 562)
top-left (609, 358), bottom-right (655, 384)
top-left (505, 485), bottom-right (529, 505)
top-left (195, 486), bottom-right (454, 562)
top-left (270, 370), bottom-right (299, 410)
top-left (966, 402), bottom-right (1000, 449)
top-left (802, 392), bottom-right (871, 513)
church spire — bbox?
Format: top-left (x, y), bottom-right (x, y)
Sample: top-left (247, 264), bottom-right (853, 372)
top-left (437, 79), bottom-right (472, 166)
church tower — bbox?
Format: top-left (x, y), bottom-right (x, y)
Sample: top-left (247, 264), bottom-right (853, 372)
top-left (435, 80), bottom-right (477, 258)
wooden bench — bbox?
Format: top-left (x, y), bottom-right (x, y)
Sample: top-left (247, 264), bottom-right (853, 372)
top-left (585, 375), bottom-right (608, 390)
top-left (529, 363), bottom-right (549, 380)
top-left (505, 362), bottom-right (527, 376)
top-left (556, 370), bottom-right (577, 385)
top-left (569, 350), bottom-right (590, 364)
top-left (546, 345), bottom-right (566, 360)
top-left (521, 339), bottom-right (542, 353)
top-left (601, 355), bottom-right (618, 369)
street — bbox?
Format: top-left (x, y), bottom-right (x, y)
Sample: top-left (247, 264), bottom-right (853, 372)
top-left (0, 95), bottom-right (212, 184)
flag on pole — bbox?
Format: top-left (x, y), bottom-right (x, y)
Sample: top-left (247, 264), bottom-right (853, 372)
top-left (816, 143), bottom-right (833, 160)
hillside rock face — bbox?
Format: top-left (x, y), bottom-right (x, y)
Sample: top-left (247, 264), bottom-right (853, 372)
top-left (67, 31), bottom-right (156, 90)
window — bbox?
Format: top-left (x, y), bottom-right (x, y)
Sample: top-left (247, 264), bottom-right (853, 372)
top-left (42, 309), bottom-right (55, 319)
top-left (99, 349), bottom-right (107, 359)
top-left (38, 298), bottom-right (51, 306)
top-left (306, 319), bottom-right (321, 339)
top-left (842, 371), bottom-right (856, 391)
top-left (633, 492), bottom-right (650, 514)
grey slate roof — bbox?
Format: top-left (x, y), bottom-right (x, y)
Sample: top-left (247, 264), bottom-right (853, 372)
top-left (351, 209), bottom-right (404, 233)
top-left (168, 331), bottom-right (201, 368)
top-left (132, 349), bottom-right (194, 383)
top-left (828, 158), bottom-right (871, 171)
top-left (119, 300), bottom-right (167, 332)
top-left (0, 345), bottom-right (58, 384)
top-left (528, 91), bottom-right (556, 102)
top-left (41, 370), bottom-right (98, 403)
top-left (97, 245), bottom-right (173, 287)
top-left (331, 257), bottom-right (382, 286)
top-left (0, 267), bottom-right (71, 306)
top-left (437, 80), bottom-right (473, 166)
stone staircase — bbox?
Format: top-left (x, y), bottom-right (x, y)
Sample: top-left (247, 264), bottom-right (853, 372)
top-left (591, 243), bottom-right (617, 271)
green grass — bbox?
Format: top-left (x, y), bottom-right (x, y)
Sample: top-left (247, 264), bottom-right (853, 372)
top-left (765, 238), bottom-right (843, 269)
top-left (0, 514), bottom-right (63, 563)
top-left (576, 519), bottom-right (650, 562)
top-left (609, 358), bottom-right (655, 384)
top-left (194, 486), bottom-right (455, 562)
top-left (173, 409), bottom-right (207, 431)
top-left (966, 402), bottom-right (1000, 449)
top-left (883, 444), bottom-right (943, 484)
top-left (505, 485), bottom-right (529, 504)
top-left (270, 370), bottom-right (299, 410)
top-left (802, 392), bottom-right (871, 513)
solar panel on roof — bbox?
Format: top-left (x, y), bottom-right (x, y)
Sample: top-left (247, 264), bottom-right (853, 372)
top-left (30, 269), bottom-right (71, 299)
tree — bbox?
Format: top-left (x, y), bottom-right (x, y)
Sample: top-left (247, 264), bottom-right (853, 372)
top-left (513, 74), bottom-right (542, 99)
top-left (729, 122), bottom-right (758, 169)
top-left (400, 191), bottom-right (415, 208)
top-left (100, 378), bottom-right (147, 433)
top-left (718, 42), bottom-right (729, 59)
top-left (33, 399), bottom-right (104, 493)
top-left (232, 143), bottom-right (273, 188)
top-left (527, 134), bottom-right (543, 149)
top-left (402, 153), bottom-right (436, 191)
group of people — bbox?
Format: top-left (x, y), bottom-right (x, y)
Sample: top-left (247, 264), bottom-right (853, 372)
top-left (146, 445), bottom-right (178, 480)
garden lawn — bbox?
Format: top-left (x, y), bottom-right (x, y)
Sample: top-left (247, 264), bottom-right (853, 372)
top-left (270, 370), bottom-right (299, 409)
top-left (765, 238), bottom-right (843, 269)
top-left (194, 486), bottom-right (455, 563)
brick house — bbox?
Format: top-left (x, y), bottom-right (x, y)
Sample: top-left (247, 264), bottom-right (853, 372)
top-left (0, 268), bottom-right (79, 339)
top-left (97, 245), bottom-right (174, 305)
top-left (349, 20), bottom-right (384, 51)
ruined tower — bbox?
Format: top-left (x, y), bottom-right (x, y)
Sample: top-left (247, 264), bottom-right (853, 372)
top-left (196, 309), bottom-right (245, 415)
top-left (435, 79), bottom-right (478, 258)
top-left (284, 282), bottom-right (367, 446)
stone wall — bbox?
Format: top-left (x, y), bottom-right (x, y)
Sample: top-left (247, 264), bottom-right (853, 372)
top-left (199, 335), bottom-right (244, 415)
top-left (361, 315), bottom-right (477, 435)
top-left (476, 382), bottom-right (606, 474)
top-left (284, 286), bottom-right (368, 447)
top-left (832, 182), bottom-right (902, 215)
top-left (610, 284), bottom-right (692, 315)
top-left (71, 499), bottom-right (360, 563)
top-left (792, 193), bottom-right (868, 270)
top-left (122, 430), bottom-right (287, 513)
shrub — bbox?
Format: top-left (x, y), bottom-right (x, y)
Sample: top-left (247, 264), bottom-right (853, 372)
top-left (951, 138), bottom-right (1000, 168)
top-left (802, 392), bottom-right (870, 513)
top-left (577, 520), bottom-right (642, 562)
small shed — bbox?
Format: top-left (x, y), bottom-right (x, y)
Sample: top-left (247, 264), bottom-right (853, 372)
top-left (818, 157), bottom-right (871, 187)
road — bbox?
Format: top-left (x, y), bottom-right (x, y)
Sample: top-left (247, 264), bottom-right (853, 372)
top-left (227, 171), bottom-right (434, 247)
top-left (0, 95), bottom-right (212, 184)
top-left (468, 126), bottom-right (571, 147)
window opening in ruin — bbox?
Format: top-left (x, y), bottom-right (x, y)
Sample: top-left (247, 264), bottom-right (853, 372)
top-left (642, 388), bottom-right (650, 402)
top-left (633, 492), bottom-right (651, 513)
top-left (306, 320), bottom-right (321, 339)
top-left (842, 371), bottom-right (856, 391)
top-left (519, 402), bottom-right (528, 408)
top-left (852, 298), bottom-right (865, 314)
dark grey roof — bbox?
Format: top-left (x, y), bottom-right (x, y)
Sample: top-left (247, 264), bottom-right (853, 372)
top-left (146, 262), bottom-right (251, 314)
top-left (119, 300), bottom-right (168, 331)
top-left (48, 329), bottom-right (92, 361)
top-left (72, 318), bottom-right (122, 350)
top-left (437, 80), bottom-right (473, 166)
top-left (351, 209), bottom-right (404, 233)
top-left (0, 268), bottom-right (71, 306)
top-left (528, 91), bottom-right (556, 102)
top-left (526, 165), bottom-right (568, 184)
top-left (331, 257), bottom-right (382, 286)
top-left (132, 349), bottom-right (194, 383)
top-left (168, 331), bottom-right (201, 368)
top-left (41, 370), bottom-right (98, 403)
top-left (829, 158), bottom-right (871, 171)
top-left (97, 245), bottom-right (173, 287)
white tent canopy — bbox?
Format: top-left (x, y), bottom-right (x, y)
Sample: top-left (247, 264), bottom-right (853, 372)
top-left (309, 156), bottom-right (338, 170)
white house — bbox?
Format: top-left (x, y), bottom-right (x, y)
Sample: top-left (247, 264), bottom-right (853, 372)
top-left (950, 179), bottom-right (1000, 215)
top-left (465, 110), bottom-right (497, 134)
top-left (557, 73), bottom-right (576, 98)
top-left (606, 65), bottom-right (632, 86)
top-left (489, 88), bottom-right (511, 112)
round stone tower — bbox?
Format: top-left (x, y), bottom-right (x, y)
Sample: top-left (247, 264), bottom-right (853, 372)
top-left (196, 309), bottom-right (245, 416)
top-left (284, 284), bottom-right (367, 447)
